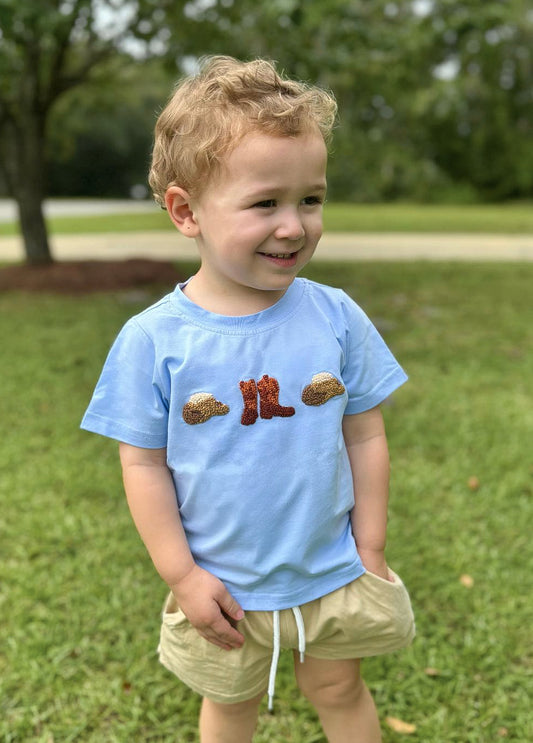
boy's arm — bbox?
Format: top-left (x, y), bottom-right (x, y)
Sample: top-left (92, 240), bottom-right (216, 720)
top-left (119, 442), bottom-right (244, 650)
top-left (342, 406), bottom-right (392, 581)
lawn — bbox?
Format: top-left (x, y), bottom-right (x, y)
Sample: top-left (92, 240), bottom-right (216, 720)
top-left (0, 261), bottom-right (531, 742)
top-left (0, 202), bottom-right (532, 236)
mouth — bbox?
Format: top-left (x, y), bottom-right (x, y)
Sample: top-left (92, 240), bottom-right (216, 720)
top-left (258, 250), bottom-right (299, 261)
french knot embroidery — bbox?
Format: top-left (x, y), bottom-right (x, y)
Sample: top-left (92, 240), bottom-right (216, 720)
top-left (182, 392), bottom-right (230, 425)
top-left (302, 372), bottom-right (345, 406)
top-left (239, 375), bottom-right (295, 425)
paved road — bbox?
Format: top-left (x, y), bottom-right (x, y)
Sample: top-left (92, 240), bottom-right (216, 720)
top-left (1, 199), bottom-right (532, 261)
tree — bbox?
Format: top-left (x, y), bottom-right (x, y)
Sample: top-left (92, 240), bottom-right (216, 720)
top-left (161, 0), bottom-right (442, 200)
top-left (0, 0), bottom-right (178, 264)
top-left (46, 58), bottom-right (172, 199)
top-left (411, 0), bottom-right (533, 200)
top-left (1, 0), bottom-right (530, 266)
top-left (162, 0), bottom-right (532, 202)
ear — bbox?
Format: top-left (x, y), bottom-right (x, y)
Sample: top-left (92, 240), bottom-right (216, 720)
top-left (164, 186), bottom-right (200, 237)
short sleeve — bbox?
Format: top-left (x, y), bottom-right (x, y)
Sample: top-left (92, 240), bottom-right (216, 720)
top-left (81, 319), bottom-right (169, 448)
top-left (339, 292), bottom-right (408, 414)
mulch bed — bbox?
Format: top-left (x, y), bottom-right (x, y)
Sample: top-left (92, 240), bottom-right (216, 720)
top-left (0, 259), bottom-right (184, 294)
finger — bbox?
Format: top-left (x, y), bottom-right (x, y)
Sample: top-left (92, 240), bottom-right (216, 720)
top-left (217, 589), bottom-right (245, 622)
top-left (211, 615), bottom-right (245, 648)
top-left (221, 608), bottom-right (240, 630)
top-left (200, 632), bottom-right (233, 651)
top-left (201, 620), bottom-right (242, 650)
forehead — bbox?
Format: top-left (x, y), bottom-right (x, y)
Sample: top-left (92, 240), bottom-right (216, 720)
top-left (209, 131), bottom-right (328, 193)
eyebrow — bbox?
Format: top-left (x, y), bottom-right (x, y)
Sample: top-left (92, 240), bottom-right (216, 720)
top-left (247, 182), bottom-right (328, 199)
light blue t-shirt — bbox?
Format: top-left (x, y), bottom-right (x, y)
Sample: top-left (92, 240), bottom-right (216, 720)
top-left (81, 278), bottom-right (407, 610)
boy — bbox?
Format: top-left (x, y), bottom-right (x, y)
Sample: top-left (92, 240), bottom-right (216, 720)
top-left (81, 56), bottom-right (414, 743)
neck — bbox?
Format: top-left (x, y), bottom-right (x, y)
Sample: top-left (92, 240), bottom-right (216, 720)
top-left (182, 275), bottom-right (289, 316)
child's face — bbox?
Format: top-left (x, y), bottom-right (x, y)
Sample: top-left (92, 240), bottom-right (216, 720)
top-left (188, 130), bottom-right (327, 309)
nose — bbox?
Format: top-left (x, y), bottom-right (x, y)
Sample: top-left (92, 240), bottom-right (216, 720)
top-left (274, 207), bottom-right (305, 241)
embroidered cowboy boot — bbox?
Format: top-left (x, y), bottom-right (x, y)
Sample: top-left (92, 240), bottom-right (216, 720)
top-left (257, 375), bottom-right (295, 420)
top-left (239, 379), bottom-right (259, 425)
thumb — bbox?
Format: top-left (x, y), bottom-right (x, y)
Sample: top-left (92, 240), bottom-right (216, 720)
top-left (218, 588), bottom-right (245, 621)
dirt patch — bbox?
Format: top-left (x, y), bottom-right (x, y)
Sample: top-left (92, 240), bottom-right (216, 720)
top-left (0, 259), bottom-right (184, 294)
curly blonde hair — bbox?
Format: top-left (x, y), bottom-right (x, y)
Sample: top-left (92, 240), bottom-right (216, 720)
top-left (148, 56), bottom-right (337, 205)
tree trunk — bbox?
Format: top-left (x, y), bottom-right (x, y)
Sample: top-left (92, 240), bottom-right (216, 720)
top-left (1, 114), bottom-right (53, 265)
top-left (16, 194), bottom-right (52, 265)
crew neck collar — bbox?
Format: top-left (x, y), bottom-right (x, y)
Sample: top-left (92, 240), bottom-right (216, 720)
top-left (169, 278), bottom-right (306, 335)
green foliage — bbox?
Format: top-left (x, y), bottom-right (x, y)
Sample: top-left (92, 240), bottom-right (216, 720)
top-left (46, 58), bottom-right (172, 198)
top-left (410, 0), bottom-right (533, 201)
top-left (0, 0), bottom-right (117, 115)
top-left (158, 0), bottom-right (533, 202)
top-left (2, 0), bottom-right (531, 206)
top-left (1, 262), bottom-right (532, 741)
top-left (0, 0), bottom-right (196, 262)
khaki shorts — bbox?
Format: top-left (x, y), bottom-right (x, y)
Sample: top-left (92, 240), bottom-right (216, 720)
top-left (158, 568), bottom-right (415, 705)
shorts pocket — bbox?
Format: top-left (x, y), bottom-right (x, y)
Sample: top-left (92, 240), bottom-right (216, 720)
top-left (161, 592), bottom-right (189, 628)
top-left (361, 568), bottom-right (412, 611)
top-left (347, 568), bottom-right (416, 655)
top-left (158, 594), bottom-right (270, 704)
top-left (363, 567), bottom-right (406, 589)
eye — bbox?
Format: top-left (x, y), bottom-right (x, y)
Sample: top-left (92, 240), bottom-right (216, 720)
top-left (253, 199), bottom-right (277, 208)
top-left (302, 195), bottom-right (324, 206)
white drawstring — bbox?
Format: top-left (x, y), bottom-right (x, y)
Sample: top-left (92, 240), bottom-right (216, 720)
top-left (267, 611), bottom-right (281, 711)
top-left (267, 607), bottom-right (306, 711)
top-left (292, 606), bottom-right (306, 663)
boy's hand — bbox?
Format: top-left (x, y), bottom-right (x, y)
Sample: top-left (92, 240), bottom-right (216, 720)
top-left (358, 548), bottom-right (393, 582)
top-left (170, 565), bottom-right (245, 651)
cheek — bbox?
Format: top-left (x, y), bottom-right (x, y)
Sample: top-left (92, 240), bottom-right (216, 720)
top-left (236, 217), bottom-right (272, 240)
top-left (307, 215), bottom-right (323, 241)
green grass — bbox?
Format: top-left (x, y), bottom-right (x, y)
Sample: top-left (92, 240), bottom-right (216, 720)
top-left (0, 210), bottom-right (172, 237)
top-left (0, 202), bottom-right (532, 236)
top-left (323, 202), bottom-right (533, 233)
top-left (1, 261), bottom-right (532, 742)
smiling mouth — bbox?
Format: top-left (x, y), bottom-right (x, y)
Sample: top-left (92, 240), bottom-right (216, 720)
top-left (259, 251), bottom-right (297, 259)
